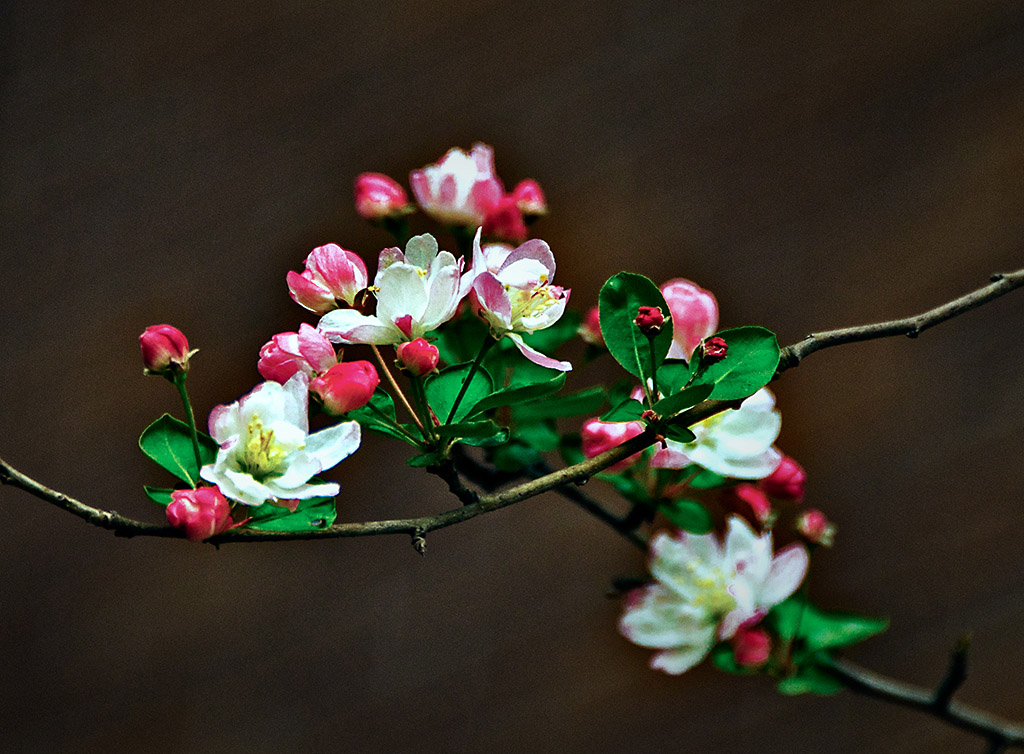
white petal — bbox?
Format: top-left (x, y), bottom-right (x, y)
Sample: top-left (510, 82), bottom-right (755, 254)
top-left (650, 641), bottom-right (715, 675)
top-left (619, 585), bottom-right (712, 649)
top-left (404, 233), bottom-right (439, 269)
top-left (507, 333), bottom-right (571, 371)
top-left (758, 544), bottom-right (809, 608)
top-left (263, 479), bottom-right (340, 501)
top-left (376, 264), bottom-right (429, 324)
top-left (223, 469), bottom-right (275, 506)
top-left (318, 309), bottom-right (399, 345)
top-left (687, 444), bottom-right (782, 479)
top-left (304, 420), bottom-right (362, 472)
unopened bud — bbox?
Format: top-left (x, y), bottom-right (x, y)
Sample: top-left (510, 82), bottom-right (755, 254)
top-left (354, 172), bottom-right (411, 221)
top-left (634, 306), bottom-right (665, 335)
top-left (139, 324), bottom-right (193, 376)
top-left (310, 361), bottom-right (380, 414)
top-left (511, 179), bottom-right (547, 217)
top-left (797, 508), bottom-right (835, 546)
top-left (732, 627), bottom-right (772, 669)
top-left (723, 483), bottom-right (773, 528)
top-left (578, 306), bottom-right (604, 346)
top-left (702, 336), bottom-right (728, 363)
top-left (481, 196), bottom-right (527, 243)
top-left (762, 454), bottom-right (806, 502)
top-left (167, 486), bottom-right (233, 542)
top-left (396, 338), bottom-right (440, 377)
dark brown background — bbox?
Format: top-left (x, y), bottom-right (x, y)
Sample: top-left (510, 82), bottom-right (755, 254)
top-left (2, 2), bottom-right (1023, 752)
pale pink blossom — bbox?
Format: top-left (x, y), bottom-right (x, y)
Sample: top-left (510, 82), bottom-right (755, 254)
top-left (581, 418), bottom-right (645, 473)
top-left (317, 234), bottom-right (463, 345)
top-left (139, 324), bottom-right (193, 375)
top-left (257, 323), bottom-right (338, 383)
top-left (167, 486), bottom-right (234, 542)
top-left (660, 278), bottom-right (719, 360)
top-left (354, 172), bottom-right (411, 221)
top-left (409, 143), bottom-right (504, 226)
top-left (287, 244), bottom-right (369, 314)
top-left (619, 516), bottom-right (808, 675)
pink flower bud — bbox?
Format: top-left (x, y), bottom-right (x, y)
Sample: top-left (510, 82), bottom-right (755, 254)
top-left (287, 243), bottom-right (369, 314)
top-left (634, 306), bottom-right (665, 334)
top-left (354, 172), bottom-right (411, 221)
top-left (481, 196), bottom-right (528, 243)
top-left (581, 418), bottom-right (645, 473)
top-left (660, 279), bottom-right (719, 359)
top-left (511, 179), bottom-right (547, 216)
top-left (257, 323), bottom-right (338, 383)
top-left (702, 336), bottom-right (728, 363)
top-left (797, 509), bottom-right (835, 546)
top-left (167, 486), bottom-right (234, 542)
top-left (578, 306), bottom-right (604, 347)
top-left (396, 338), bottom-right (440, 377)
top-left (761, 454), bottom-right (807, 502)
top-left (732, 626), bottom-right (772, 669)
top-left (310, 360), bottom-right (380, 414)
top-left (722, 483), bottom-right (773, 528)
top-left (139, 324), bottom-right (192, 375)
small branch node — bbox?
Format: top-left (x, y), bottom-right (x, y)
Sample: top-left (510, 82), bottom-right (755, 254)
top-left (933, 632), bottom-right (972, 710)
top-left (990, 273), bottom-right (1006, 282)
top-left (411, 530), bottom-right (427, 556)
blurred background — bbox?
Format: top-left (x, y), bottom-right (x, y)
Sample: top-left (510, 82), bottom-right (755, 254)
top-left (2, 1), bottom-right (1023, 752)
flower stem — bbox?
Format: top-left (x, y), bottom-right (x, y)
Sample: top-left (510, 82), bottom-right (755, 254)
top-left (370, 344), bottom-right (426, 436)
top-left (364, 400), bottom-right (424, 446)
top-left (172, 371), bottom-right (204, 487)
top-left (408, 376), bottom-right (439, 443)
top-left (446, 335), bottom-right (495, 424)
top-left (647, 333), bottom-right (659, 406)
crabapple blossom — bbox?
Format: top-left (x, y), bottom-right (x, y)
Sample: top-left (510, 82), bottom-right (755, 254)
top-left (511, 178), bottom-right (547, 217)
top-left (409, 143), bottom-right (504, 226)
top-left (619, 516), bottom-right (808, 674)
top-left (310, 361), bottom-right (379, 414)
top-left (139, 325), bottom-right (192, 375)
top-left (166, 486), bottom-right (234, 542)
top-left (723, 483), bottom-right (773, 528)
top-left (287, 243), bottom-right (369, 314)
top-left (701, 336), bottom-right (728, 362)
top-left (396, 338), bottom-right (439, 376)
top-left (468, 231), bottom-right (571, 370)
top-left (634, 306), bottom-right (665, 334)
top-left (353, 172), bottom-right (410, 221)
top-left (660, 278), bottom-right (719, 360)
top-left (762, 454), bottom-right (807, 502)
top-left (317, 234), bottom-right (463, 345)
top-left (650, 388), bottom-right (783, 479)
top-left (797, 509), bottom-right (835, 546)
top-left (257, 323), bottom-right (338, 383)
top-left (481, 196), bottom-right (527, 243)
top-left (578, 306), bottom-right (604, 346)
top-left (581, 418), bottom-right (645, 473)
top-left (732, 626), bottom-right (772, 668)
top-left (201, 374), bottom-right (361, 507)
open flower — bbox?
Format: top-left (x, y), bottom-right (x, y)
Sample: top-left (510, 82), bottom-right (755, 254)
top-left (317, 234), bottom-right (463, 345)
top-left (619, 516), bottom-right (808, 674)
top-left (409, 143), bottom-right (504, 227)
top-left (287, 244), bottom-right (369, 314)
top-left (201, 374), bottom-right (361, 507)
top-left (468, 231), bottom-right (571, 370)
top-left (257, 323), bottom-right (338, 383)
top-left (661, 278), bottom-right (718, 360)
top-left (650, 388), bottom-right (782, 479)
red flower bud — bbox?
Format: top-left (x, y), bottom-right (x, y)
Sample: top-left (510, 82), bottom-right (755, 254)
top-left (634, 306), bottom-right (665, 334)
top-left (761, 454), bottom-right (806, 502)
top-left (722, 483), bottom-right (773, 528)
top-left (581, 418), bottom-right (645, 473)
top-left (310, 361), bottom-right (380, 414)
top-left (511, 179), bottom-right (547, 217)
top-left (481, 196), bottom-right (528, 243)
top-left (732, 626), bottom-right (772, 669)
top-left (396, 338), bottom-right (440, 377)
top-left (354, 172), bottom-right (411, 221)
top-left (578, 305), bottom-right (604, 347)
top-left (167, 486), bottom-right (233, 542)
top-left (797, 509), bottom-right (835, 546)
top-left (701, 336), bottom-right (728, 362)
top-left (139, 324), bottom-right (192, 375)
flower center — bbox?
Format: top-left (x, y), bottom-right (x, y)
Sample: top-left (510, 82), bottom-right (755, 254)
top-left (239, 415), bottom-right (288, 480)
top-left (685, 562), bottom-right (737, 617)
top-left (508, 284), bottom-right (561, 325)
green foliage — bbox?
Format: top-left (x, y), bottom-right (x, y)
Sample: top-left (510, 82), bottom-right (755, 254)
top-left (428, 314), bottom-right (490, 366)
top-left (652, 384), bottom-right (713, 418)
top-left (600, 398), bottom-right (645, 423)
top-left (407, 450), bottom-right (446, 468)
top-left (710, 644), bottom-right (755, 675)
top-left (426, 362), bottom-right (494, 424)
top-left (139, 414), bottom-right (218, 487)
top-left (520, 310), bottom-right (582, 354)
top-left (144, 486), bottom-right (175, 505)
top-left (468, 372), bottom-right (566, 417)
top-left (663, 425), bottom-right (696, 443)
top-left (688, 326), bottom-right (781, 400)
top-left (348, 390), bottom-right (422, 445)
top-left (516, 421), bottom-right (560, 451)
top-left (598, 273), bottom-right (674, 382)
top-left (513, 386), bottom-right (606, 422)
top-left (489, 440), bottom-right (542, 472)
top-left (688, 468), bottom-right (729, 489)
top-left (658, 499), bottom-right (713, 533)
top-left (658, 360), bottom-right (692, 393)
top-left (776, 659), bottom-right (844, 696)
top-left (768, 594), bottom-right (889, 656)
top-left (599, 470), bottom-right (650, 505)
top-left (244, 495), bottom-right (338, 532)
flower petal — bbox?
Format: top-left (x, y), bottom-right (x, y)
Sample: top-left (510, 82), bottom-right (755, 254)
top-left (305, 420), bottom-right (362, 472)
top-left (759, 543), bottom-right (810, 608)
top-left (507, 333), bottom-right (571, 371)
top-left (619, 585), bottom-right (712, 649)
top-left (650, 642), bottom-right (715, 675)
top-left (318, 309), bottom-right (398, 345)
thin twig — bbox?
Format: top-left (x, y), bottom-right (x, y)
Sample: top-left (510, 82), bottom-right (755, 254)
top-left (370, 344), bottom-right (425, 434)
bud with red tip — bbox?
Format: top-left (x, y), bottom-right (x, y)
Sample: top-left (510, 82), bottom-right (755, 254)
top-left (761, 454), bottom-right (806, 502)
top-left (581, 418), bottom-right (645, 473)
top-left (139, 324), bottom-right (193, 376)
top-left (634, 306), bottom-right (665, 335)
top-left (310, 361), bottom-right (380, 414)
top-left (722, 483), bottom-right (773, 528)
top-left (287, 244), bottom-right (369, 314)
top-left (701, 336), bottom-right (728, 363)
top-left (257, 323), bottom-right (338, 383)
top-left (511, 179), bottom-right (547, 217)
top-left (167, 486), bottom-right (234, 542)
top-left (396, 338), bottom-right (440, 377)
top-left (579, 306), bottom-right (604, 347)
top-left (732, 626), bottom-right (772, 669)
top-left (797, 509), bottom-right (835, 546)
top-left (354, 172), bottom-right (412, 221)
top-left (482, 196), bottom-right (528, 243)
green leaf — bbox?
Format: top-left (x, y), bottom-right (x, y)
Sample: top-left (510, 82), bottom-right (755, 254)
top-left (489, 441), bottom-right (541, 472)
top-left (426, 362), bottom-right (494, 424)
top-left (688, 468), bottom-right (729, 489)
top-left (436, 419), bottom-right (505, 440)
top-left (520, 310), bottom-right (582, 354)
top-left (598, 272), bottom-right (674, 381)
top-left (777, 661), bottom-right (844, 696)
top-left (516, 421), bottom-right (560, 452)
top-left (348, 390), bottom-right (423, 446)
top-left (664, 425), bottom-right (696, 444)
top-left (659, 360), bottom-right (692, 393)
top-left (768, 595), bottom-right (889, 654)
top-left (688, 326), bottom-right (781, 400)
top-left (428, 313), bottom-right (490, 366)
top-left (600, 471), bottom-right (650, 504)
top-left (144, 486), bottom-right (175, 505)
top-left (600, 398), bottom-right (645, 423)
top-left (652, 384), bottom-right (714, 417)
top-left (710, 643), bottom-right (755, 675)
top-left (244, 495), bottom-right (338, 532)
top-left (467, 372), bottom-right (566, 416)
top-left (139, 414), bottom-right (218, 486)
top-left (658, 499), bottom-right (713, 533)
top-left (407, 450), bottom-right (446, 468)
top-left (559, 434), bottom-right (585, 467)
top-left (512, 386), bottom-right (607, 422)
